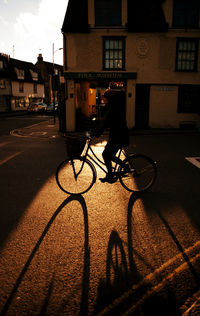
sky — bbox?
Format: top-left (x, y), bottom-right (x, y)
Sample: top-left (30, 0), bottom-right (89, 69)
top-left (0, 0), bottom-right (68, 65)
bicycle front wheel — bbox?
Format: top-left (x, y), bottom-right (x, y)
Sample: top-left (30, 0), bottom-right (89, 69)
top-left (56, 158), bottom-right (96, 195)
top-left (119, 154), bottom-right (157, 192)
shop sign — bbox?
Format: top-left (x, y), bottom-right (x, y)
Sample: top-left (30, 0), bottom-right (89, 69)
top-left (64, 72), bottom-right (137, 80)
top-left (156, 86), bottom-right (176, 91)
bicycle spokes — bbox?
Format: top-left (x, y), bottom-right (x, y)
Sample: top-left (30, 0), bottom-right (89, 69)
top-left (119, 155), bottom-right (157, 192)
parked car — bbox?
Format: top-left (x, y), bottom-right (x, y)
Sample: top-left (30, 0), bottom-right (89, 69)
top-left (27, 102), bottom-right (47, 113)
top-left (46, 102), bottom-right (59, 113)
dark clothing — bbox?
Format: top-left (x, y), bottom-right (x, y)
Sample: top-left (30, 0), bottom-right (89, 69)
top-left (97, 90), bottom-right (130, 175)
top-left (100, 91), bottom-right (129, 145)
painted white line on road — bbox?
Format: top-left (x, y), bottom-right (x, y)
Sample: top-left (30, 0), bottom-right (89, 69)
top-left (29, 132), bottom-right (47, 136)
top-left (10, 121), bottom-right (49, 138)
top-left (0, 141), bottom-right (10, 148)
top-left (10, 129), bottom-right (27, 138)
top-left (0, 151), bottom-right (23, 165)
top-left (124, 252), bottom-right (200, 315)
top-left (185, 157), bottom-right (200, 168)
top-left (97, 240), bottom-right (200, 315)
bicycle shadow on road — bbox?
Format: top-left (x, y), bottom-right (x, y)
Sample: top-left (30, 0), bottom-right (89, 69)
top-left (1, 194), bottom-right (90, 316)
top-left (94, 190), bottom-right (199, 316)
top-left (94, 193), bottom-right (154, 315)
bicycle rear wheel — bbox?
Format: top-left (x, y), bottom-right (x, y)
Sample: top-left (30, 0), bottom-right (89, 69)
top-left (119, 154), bottom-right (157, 192)
top-left (56, 158), bottom-right (96, 195)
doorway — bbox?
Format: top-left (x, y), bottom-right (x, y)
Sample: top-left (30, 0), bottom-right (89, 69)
top-left (135, 85), bottom-right (150, 129)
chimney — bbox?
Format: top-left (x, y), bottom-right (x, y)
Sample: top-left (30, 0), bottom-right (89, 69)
top-left (37, 53), bottom-right (43, 62)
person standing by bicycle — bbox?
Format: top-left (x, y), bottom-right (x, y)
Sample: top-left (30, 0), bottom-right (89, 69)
top-left (94, 88), bottom-right (130, 183)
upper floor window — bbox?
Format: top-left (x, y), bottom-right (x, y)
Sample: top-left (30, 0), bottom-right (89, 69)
top-left (33, 83), bottom-right (37, 94)
top-left (95, 0), bottom-right (122, 26)
top-left (19, 82), bottom-right (24, 93)
top-left (176, 38), bottom-right (198, 72)
top-left (15, 68), bottom-right (25, 80)
top-left (173, 0), bottom-right (200, 29)
top-left (0, 79), bottom-right (5, 89)
top-left (103, 37), bottom-right (125, 70)
top-left (30, 69), bottom-right (38, 81)
top-left (0, 61), bottom-right (3, 70)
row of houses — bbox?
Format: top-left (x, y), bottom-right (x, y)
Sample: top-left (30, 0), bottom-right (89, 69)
top-left (0, 53), bottom-right (63, 112)
top-left (62, 0), bottom-right (200, 130)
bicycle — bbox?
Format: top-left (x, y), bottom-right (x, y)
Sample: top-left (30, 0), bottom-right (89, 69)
top-left (56, 132), bottom-right (157, 195)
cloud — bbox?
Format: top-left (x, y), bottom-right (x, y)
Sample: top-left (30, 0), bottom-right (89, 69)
top-left (14, 0), bottom-right (67, 63)
top-left (0, 15), bottom-right (8, 25)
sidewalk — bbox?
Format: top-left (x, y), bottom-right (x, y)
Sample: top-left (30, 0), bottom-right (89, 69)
top-left (10, 118), bottom-right (199, 139)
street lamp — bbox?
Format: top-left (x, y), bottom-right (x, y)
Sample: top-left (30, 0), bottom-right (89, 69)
top-left (52, 43), bottom-right (63, 123)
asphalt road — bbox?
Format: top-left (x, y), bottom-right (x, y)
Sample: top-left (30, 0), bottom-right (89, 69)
top-left (0, 113), bottom-right (50, 136)
top-left (0, 116), bottom-right (200, 315)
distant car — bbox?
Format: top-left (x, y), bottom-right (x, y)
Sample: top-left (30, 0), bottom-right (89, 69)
top-left (46, 102), bottom-right (59, 113)
top-left (27, 102), bottom-right (47, 113)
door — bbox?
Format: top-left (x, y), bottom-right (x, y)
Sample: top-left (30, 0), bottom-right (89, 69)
top-left (135, 85), bottom-right (150, 129)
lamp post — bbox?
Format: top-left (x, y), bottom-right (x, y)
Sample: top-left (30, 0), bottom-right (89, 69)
top-left (52, 43), bottom-right (63, 123)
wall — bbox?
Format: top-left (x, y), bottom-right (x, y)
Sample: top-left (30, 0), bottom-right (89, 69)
top-left (12, 82), bottom-right (44, 98)
top-left (11, 82), bottom-right (44, 110)
top-left (150, 85), bottom-right (200, 128)
top-left (64, 0), bottom-right (200, 130)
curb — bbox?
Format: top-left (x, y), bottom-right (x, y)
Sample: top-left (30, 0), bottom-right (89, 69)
top-left (10, 120), bottom-right (61, 139)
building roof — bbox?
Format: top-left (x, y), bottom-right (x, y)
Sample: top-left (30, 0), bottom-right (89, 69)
top-left (35, 54), bottom-right (63, 76)
top-left (61, 0), bottom-right (89, 33)
top-left (0, 54), bottom-right (43, 83)
top-left (61, 0), bottom-right (168, 33)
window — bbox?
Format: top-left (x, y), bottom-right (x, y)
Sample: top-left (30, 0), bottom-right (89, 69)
top-left (0, 80), bottom-right (5, 89)
top-left (15, 68), bottom-right (25, 79)
top-left (176, 38), bottom-right (198, 72)
top-left (33, 83), bottom-right (37, 94)
top-left (0, 61), bottom-right (3, 70)
top-left (19, 82), bottom-right (24, 93)
top-left (178, 85), bottom-right (200, 113)
top-left (95, 0), bottom-right (121, 26)
top-left (30, 69), bottom-right (38, 81)
top-left (173, 0), bottom-right (200, 29)
top-left (103, 37), bottom-right (125, 70)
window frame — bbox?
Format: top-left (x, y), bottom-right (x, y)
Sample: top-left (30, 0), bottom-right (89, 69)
top-left (175, 38), bottom-right (199, 72)
top-left (103, 37), bottom-right (125, 71)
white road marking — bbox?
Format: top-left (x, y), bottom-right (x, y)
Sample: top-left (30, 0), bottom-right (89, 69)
top-left (185, 157), bottom-right (200, 168)
top-left (29, 132), bottom-right (47, 136)
top-left (97, 240), bottom-right (200, 315)
top-left (0, 141), bottom-right (10, 148)
top-left (0, 151), bottom-right (23, 165)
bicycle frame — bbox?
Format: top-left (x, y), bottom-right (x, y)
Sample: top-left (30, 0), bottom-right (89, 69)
top-left (57, 136), bottom-right (157, 194)
top-left (81, 137), bottom-right (126, 175)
